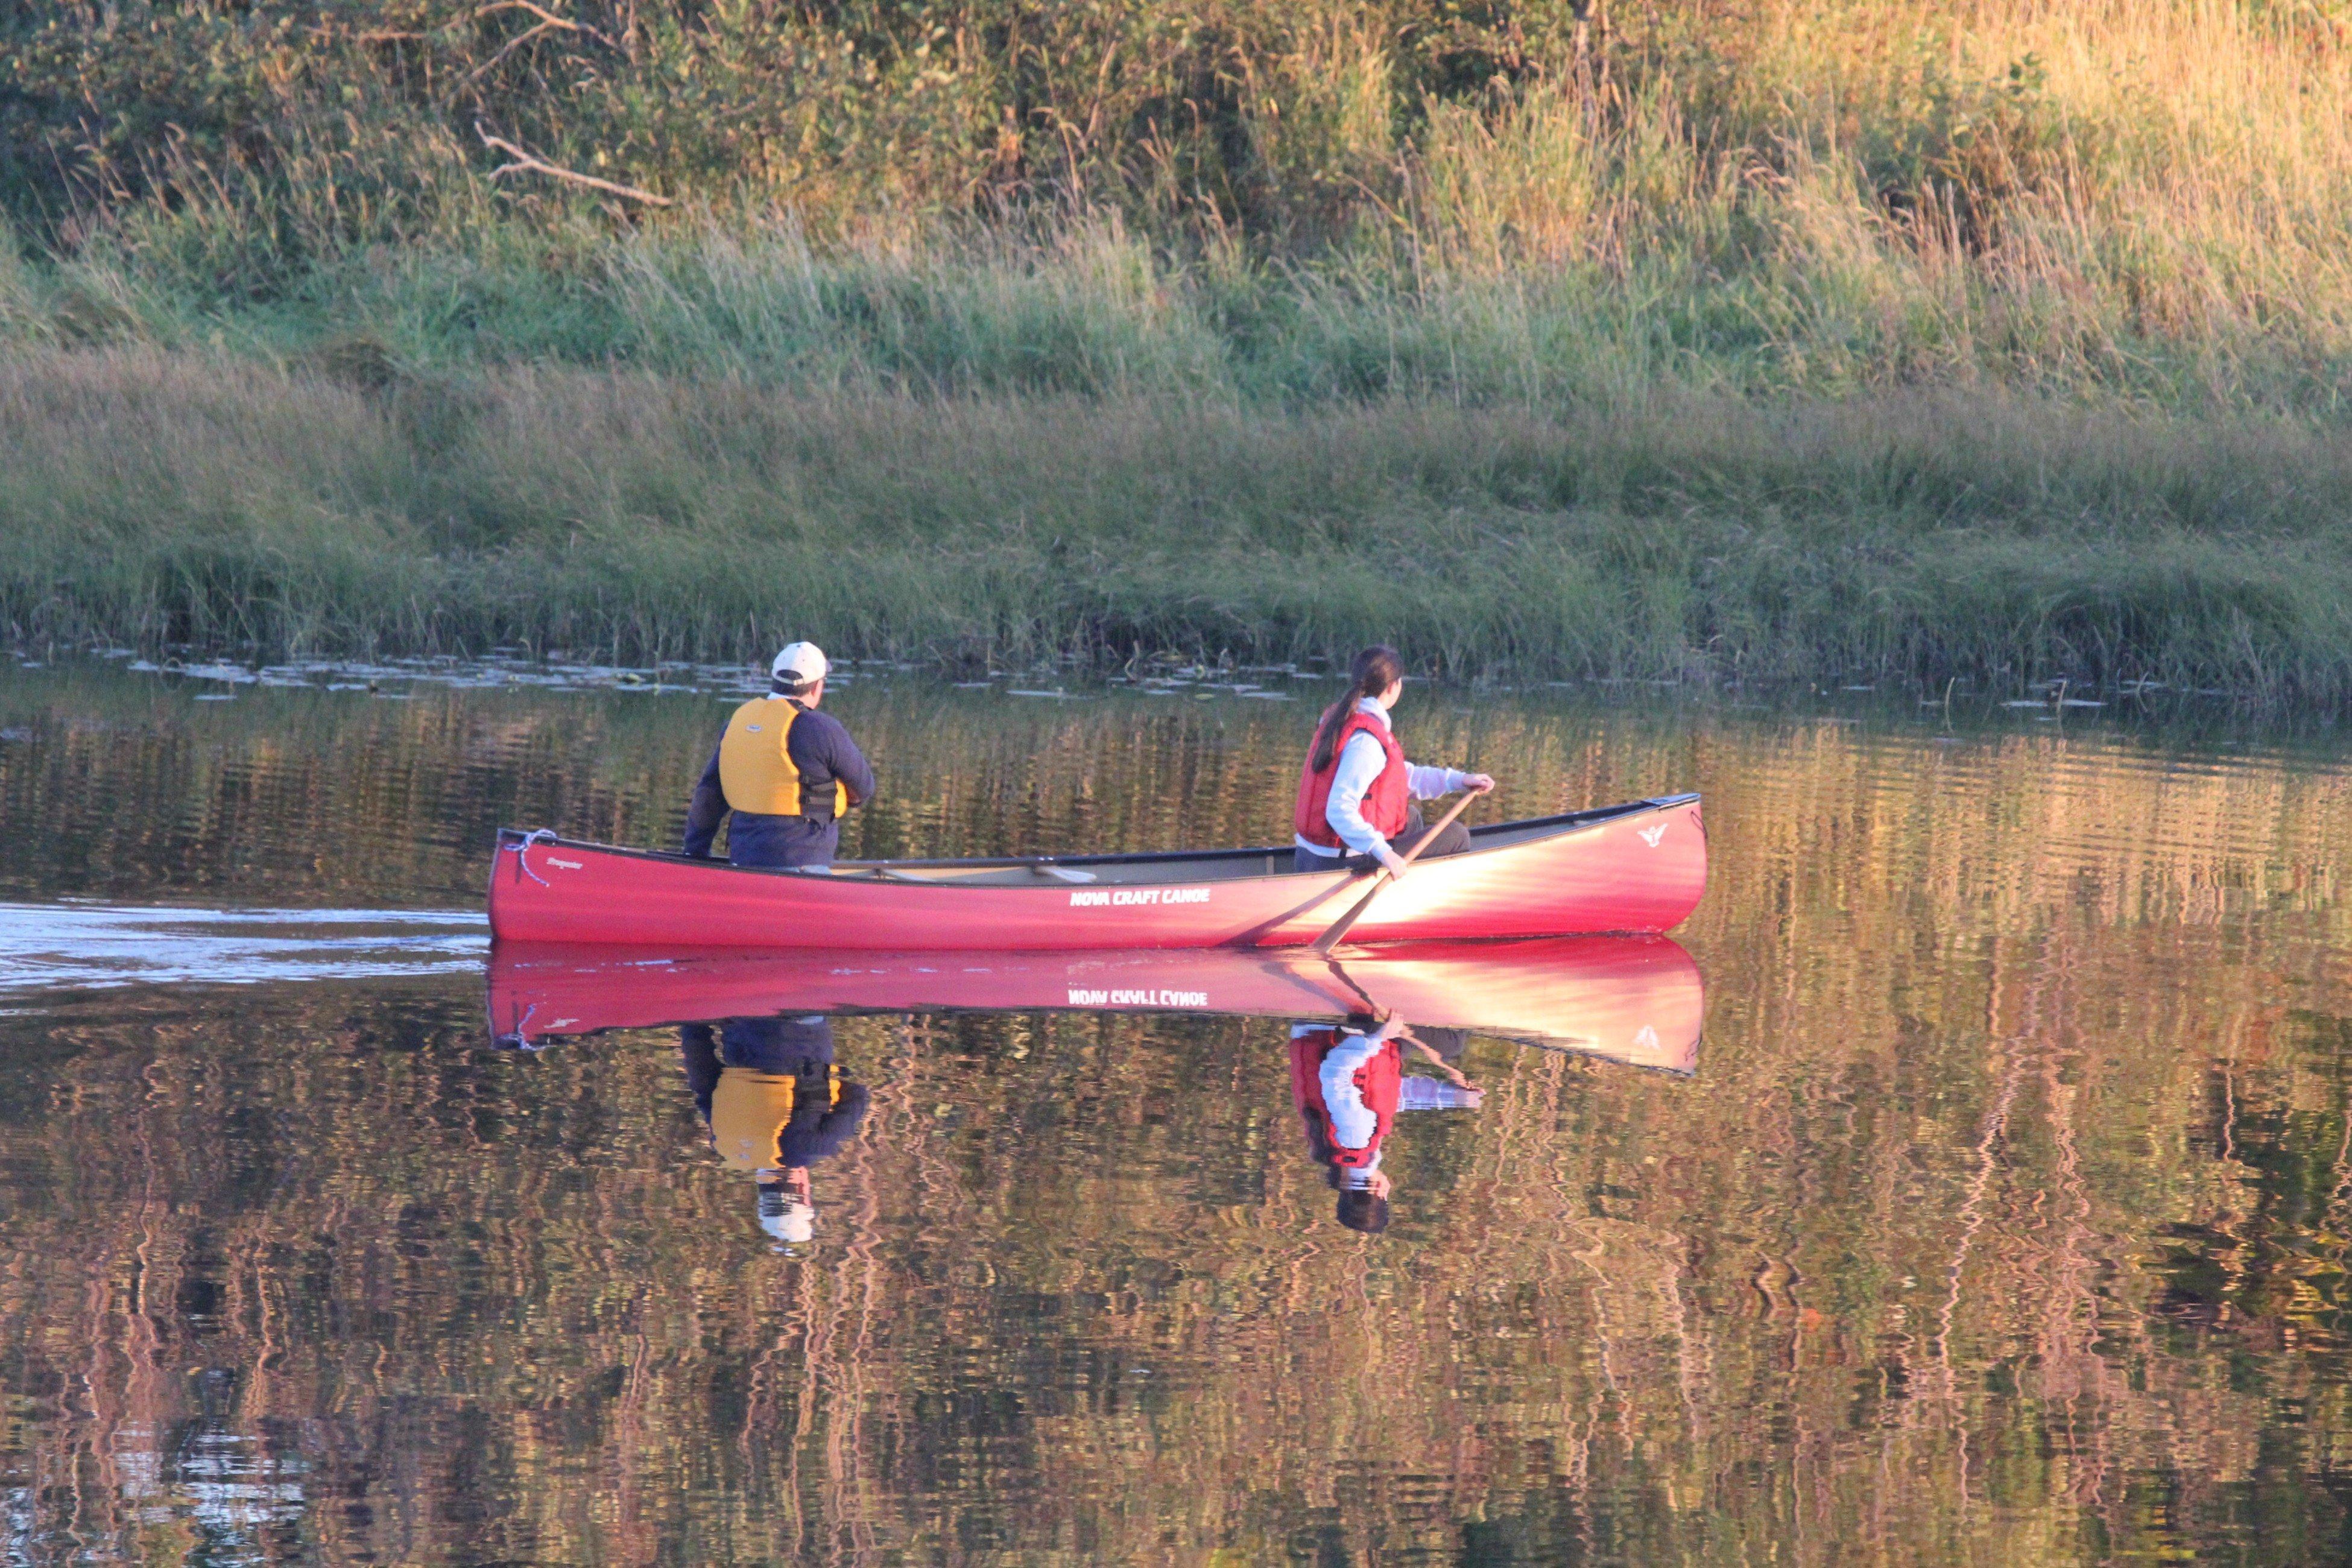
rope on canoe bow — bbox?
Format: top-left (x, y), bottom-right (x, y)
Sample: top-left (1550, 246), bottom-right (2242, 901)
top-left (504, 1001), bottom-right (547, 1050)
top-left (504, 827), bottom-right (560, 887)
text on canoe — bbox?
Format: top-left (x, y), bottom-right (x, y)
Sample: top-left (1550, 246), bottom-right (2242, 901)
top-left (1067, 887), bottom-right (1213, 908)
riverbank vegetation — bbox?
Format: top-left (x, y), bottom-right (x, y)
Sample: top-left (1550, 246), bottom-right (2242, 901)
top-left (10, 350), bottom-right (2352, 689)
top-left (2, 0), bottom-right (2349, 692)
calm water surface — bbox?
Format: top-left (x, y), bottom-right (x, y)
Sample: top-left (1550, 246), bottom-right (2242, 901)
top-left (4, 659), bottom-right (2351, 1565)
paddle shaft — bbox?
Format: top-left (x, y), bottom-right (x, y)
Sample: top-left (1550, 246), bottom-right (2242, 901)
top-left (1310, 788), bottom-right (1484, 955)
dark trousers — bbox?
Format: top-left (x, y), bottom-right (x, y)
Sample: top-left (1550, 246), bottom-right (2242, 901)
top-left (727, 812), bottom-right (840, 870)
top-left (1291, 805), bottom-right (1471, 874)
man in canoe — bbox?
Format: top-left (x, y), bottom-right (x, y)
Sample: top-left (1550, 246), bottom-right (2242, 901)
top-left (1291, 1013), bottom-right (1483, 1233)
top-left (1292, 644), bottom-right (1496, 877)
top-left (682, 1014), bottom-right (870, 1253)
top-left (683, 642), bottom-right (876, 870)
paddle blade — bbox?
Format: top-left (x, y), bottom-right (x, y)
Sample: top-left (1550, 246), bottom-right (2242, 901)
top-left (1310, 878), bottom-right (1386, 955)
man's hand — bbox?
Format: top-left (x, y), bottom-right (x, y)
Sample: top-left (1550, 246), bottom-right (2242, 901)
top-left (1462, 772), bottom-right (1496, 794)
top-left (1373, 842), bottom-right (1412, 880)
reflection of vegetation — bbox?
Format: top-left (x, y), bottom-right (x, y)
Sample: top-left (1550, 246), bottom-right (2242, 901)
top-left (10, 939), bottom-right (2352, 1560)
top-left (5, 669), bottom-right (2352, 1557)
top-left (8, 660), bottom-right (2350, 912)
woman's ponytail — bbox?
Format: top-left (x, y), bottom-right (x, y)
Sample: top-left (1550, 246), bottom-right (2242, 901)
top-left (1308, 645), bottom-right (1405, 773)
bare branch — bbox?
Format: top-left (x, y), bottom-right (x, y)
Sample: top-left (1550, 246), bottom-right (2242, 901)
top-left (461, 1), bottom-right (619, 86)
top-left (472, 1), bottom-right (618, 49)
top-left (476, 127), bottom-right (672, 207)
top-left (464, 21), bottom-right (564, 84)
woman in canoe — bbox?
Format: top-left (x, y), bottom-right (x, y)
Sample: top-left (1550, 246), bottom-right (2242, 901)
top-left (1292, 645), bottom-right (1494, 876)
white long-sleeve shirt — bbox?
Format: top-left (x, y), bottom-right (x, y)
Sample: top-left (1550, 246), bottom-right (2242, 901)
top-left (1295, 698), bottom-right (1467, 859)
top-left (1297, 1023), bottom-right (1483, 1177)
top-left (1317, 1030), bottom-right (1386, 1149)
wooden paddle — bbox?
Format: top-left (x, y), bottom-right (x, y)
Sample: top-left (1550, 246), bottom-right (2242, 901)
top-left (1310, 788), bottom-right (1485, 956)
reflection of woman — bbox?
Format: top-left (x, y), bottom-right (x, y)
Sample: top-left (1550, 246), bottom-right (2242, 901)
top-left (681, 1015), bottom-right (870, 1249)
top-left (1289, 1016), bottom-right (1482, 1233)
top-left (1291, 645), bottom-right (1494, 877)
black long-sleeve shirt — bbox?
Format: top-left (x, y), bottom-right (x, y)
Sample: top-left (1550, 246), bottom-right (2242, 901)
top-left (681, 698), bottom-right (876, 867)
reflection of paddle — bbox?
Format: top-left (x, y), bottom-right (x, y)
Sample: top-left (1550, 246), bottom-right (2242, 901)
top-left (1310, 790), bottom-right (1484, 956)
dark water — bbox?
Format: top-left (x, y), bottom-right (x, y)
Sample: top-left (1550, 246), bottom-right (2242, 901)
top-left (5, 658), bottom-right (2352, 1565)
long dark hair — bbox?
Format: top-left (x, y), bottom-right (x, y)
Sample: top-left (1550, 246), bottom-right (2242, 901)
top-left (1309, 645), bottom-right (1405, 773)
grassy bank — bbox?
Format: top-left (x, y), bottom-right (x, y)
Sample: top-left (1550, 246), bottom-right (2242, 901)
top-left (6, 347), bottom-right (2350, 692)
top-left (3, 1), bottom-right (2350, 692)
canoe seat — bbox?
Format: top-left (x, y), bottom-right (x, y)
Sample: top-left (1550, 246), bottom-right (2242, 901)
top-left (842, 862), bottom-right (1096, 886)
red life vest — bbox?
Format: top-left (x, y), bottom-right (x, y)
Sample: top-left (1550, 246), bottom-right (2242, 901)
top-left (1289, 1027), bottom-right (1402, 1168)
top-left (1293, 709), bottom-right (1410, 850)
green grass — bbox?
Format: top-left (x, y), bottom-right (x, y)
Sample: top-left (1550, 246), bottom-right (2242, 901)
top-left (5, 346), bottom-right (2348, 695)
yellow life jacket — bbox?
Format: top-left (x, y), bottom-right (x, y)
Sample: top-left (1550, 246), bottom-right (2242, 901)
top-left (718, 697), bottom-right (850, 818)
top-left (707, 1064), bottom-right (844, 1171)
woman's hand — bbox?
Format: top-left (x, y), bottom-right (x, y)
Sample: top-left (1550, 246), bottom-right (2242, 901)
top-left (1373, 842), bottom-right (1412, 880)
top-left (1462, 772), bottom-right (1496, 794)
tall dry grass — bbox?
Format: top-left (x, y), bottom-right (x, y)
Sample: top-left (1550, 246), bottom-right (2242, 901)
top-left (3, 1), bottom-right (2350, 405)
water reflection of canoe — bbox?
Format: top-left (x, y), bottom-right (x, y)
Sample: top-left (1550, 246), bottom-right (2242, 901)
top-left (487, 795), bottom-right (1705, 950)
top-left (486, 935), bottom-right (1705, 1072)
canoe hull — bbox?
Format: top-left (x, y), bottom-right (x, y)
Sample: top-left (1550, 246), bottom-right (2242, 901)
top-left (485, 795), bottom-right (1706, 950)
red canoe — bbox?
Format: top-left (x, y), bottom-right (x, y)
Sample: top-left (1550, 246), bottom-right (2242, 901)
top-left (486, 794), bottom-right (1704, 950)
top-left (486, 935), bottom-right (1706, 1071)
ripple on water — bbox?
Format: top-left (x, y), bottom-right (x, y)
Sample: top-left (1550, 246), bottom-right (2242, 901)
top-left (0, 900), bottom-right (486, 993)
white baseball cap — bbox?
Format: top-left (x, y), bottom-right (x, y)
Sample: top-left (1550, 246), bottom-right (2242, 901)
top-left (771, 642), bottom-right (828, 687)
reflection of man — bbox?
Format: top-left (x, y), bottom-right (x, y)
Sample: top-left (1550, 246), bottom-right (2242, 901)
top-left (1289, 1016), bottom-right (1482, 1233)
top-left (681, 1014), bottom-right (870, 1249)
